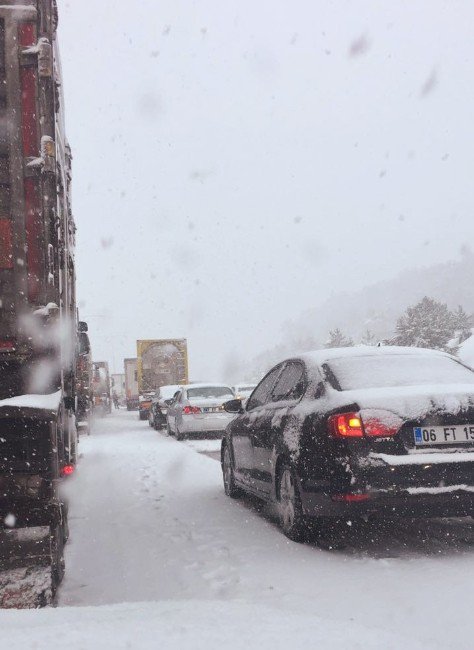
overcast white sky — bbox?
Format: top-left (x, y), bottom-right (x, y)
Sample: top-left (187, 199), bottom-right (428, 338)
top-left (57, 0), bottom-right (474, 379)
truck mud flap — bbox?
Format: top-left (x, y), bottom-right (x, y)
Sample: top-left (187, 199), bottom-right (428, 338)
top-left (0, 566), bottom-right (54, 608)
top-left (0, 526), bottom-right (58, 608)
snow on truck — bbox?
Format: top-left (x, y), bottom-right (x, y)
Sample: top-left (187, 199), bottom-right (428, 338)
top-left (136, 339), bottom-right (188, 420)
top-left (0, 0), bottom-right (80, 606)
top-left (124, 357), bottom-right (139, 410)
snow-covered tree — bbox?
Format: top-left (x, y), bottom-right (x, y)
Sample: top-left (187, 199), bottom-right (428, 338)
top-left (451, 305), bottom-right (473, 343)
top-left (325, 328), bottom-right (354, 348)
top-left (394, 296), bottom-right (455, 350)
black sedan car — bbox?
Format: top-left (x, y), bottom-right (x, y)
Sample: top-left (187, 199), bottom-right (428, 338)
top-left (221, 346), bottom-right (474, 542)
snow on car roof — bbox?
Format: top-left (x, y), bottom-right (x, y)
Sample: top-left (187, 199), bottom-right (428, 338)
top-left (158, 384), bottom-right (182, 393)
top-left (181, 383), bottom-right (234, 390)
top-left (458, 332), bottom-right (474, 368)
top-left (299, 345), bottom-right (451, 369)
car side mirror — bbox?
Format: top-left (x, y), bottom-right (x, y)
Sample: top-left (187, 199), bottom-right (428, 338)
top-left (224, 398), bottom-right (243, 414)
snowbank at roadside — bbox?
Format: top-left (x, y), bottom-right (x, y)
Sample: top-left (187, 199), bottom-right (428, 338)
top-left (3, 410), bottom-right (470, 650)
top-left (2, 599), bottom-right (436, 650)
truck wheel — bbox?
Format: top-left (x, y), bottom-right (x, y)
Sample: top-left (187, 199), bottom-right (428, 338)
top-left (70, 439), bottom-right (78, 467)
top-left (50, 524), bottom-right (65, 600)
top-left (61, 503), bottom-right (70, 543)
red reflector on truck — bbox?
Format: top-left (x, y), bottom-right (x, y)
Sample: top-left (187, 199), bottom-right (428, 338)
top-left (60, 465), bottom-right (75, 478)
top-left (20, 67), bottom-right (38, 158)
top-left (18, 22), bottom-right (36, 47)
top-left (0, 218), bottom-right (13, 268)
top-left (332, 493), bottom-right (369, 502)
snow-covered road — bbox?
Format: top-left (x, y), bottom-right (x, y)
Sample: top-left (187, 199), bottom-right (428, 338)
top-left (3, 410), bottom-right (474, 649)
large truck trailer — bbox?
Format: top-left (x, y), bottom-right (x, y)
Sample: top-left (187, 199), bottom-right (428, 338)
top-left (111, 372), bottom-right (125, 405)
top-left (124, 357), bottom-right (139, 410)
top-left (0, 0), bottom-right (78, 606)
top-left (136, 339), bottom-right (188, 420)
top-left (91, 361), bottom-right (111, 416)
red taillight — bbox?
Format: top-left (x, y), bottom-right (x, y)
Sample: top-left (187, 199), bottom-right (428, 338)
top-left (360, 409), bottom-right (402, 438)
top-left (329, 412), bottom-right (364, 438)
top-left (329, 410), bottom-right (401, 439)
top-left (332, 493), bottom-right (369, 502)
top-left (0, 340), bottom-right (15, 351)
top-left (60, 465), bottom-right (75, 477)
top-left (183, 405), bottom-right (201, 414)
top-left (20, 66), bottom-right (38, 158)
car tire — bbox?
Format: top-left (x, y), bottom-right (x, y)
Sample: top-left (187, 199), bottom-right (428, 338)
top-left (166, 421), bottom-right (173, 436)
top-left (277, 464), bottom-right (309, 543)
top-left (176, 425), bottom-right (185, 441)
top-left (222, 443), bottom-right (242, 498)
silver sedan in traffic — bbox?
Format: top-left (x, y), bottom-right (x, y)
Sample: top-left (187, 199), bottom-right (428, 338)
top-left (167, 384), bottom-right (235, 440)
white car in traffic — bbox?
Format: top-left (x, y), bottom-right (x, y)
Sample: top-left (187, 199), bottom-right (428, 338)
top-left (167, 384), bottom-right (236, 440)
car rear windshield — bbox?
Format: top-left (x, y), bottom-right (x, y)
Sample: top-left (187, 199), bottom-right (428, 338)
top-left (325, 355), bottom-right (474, 391)
top-left (187, 386), bottom-right (234, 399)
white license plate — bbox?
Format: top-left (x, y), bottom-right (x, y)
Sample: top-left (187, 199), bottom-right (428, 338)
top-left (414, 425), bottom-right (474, 446)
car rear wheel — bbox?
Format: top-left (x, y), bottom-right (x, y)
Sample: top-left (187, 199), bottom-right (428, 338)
top-left (278, 464), bottom-right (309, 542)
top-left (222, 444), bottom-right (241, 498)
top-left (166, 421), bottom-right (173, 436)
top-left (176, 425), bottom-right (185, 441)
